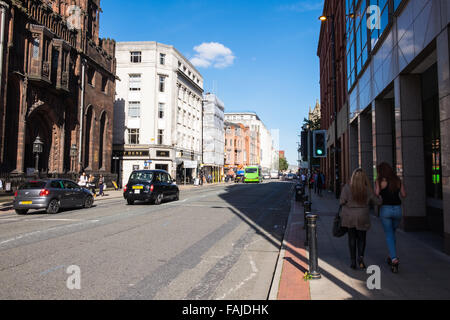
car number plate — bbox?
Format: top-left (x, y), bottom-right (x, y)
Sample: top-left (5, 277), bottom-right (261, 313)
top-left (20, 201), bottom-right (32, 205)
top-left (133, 186), bottom-right (143, 190)
top-left (134, 190), bottom-right (141, 194)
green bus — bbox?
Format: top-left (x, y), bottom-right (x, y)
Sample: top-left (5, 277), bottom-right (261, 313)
top-left (244, 166), bottom-right (262, 183)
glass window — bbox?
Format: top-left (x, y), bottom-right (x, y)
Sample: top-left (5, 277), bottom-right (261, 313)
top-left (128, 129), bottom-right (140, 144)
top-left (160, 53), bottom-right (166, 65)
top-left (159, 76), bottom-right (165, 92)
top-left (32, 37), bottom-right (40, 58)
top-left (50, 181), bottom-right (63, 189)
top-left (128, 101), bottom-right (140, 118)
top-left (158, 130), bottom-right (164, 145)
top-left (129, 74), bottom-right (141, 91)
top-left (20, 181), bottom-right (47, 189)
top-left (129, 172), bottom-right (153, 181)
top-left (159, 103), bottom-right (165, 119)
top-left (130, 51), bottom-right (142, 63)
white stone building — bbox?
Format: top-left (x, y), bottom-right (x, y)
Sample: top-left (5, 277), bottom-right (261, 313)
top-left (202, 93), bottom-right (225, 182)
top-left (224, 112), bottom-right (273, 171)
top-left (113, 42), bottom-right (204, 185)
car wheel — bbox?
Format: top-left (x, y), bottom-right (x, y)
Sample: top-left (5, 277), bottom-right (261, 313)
top-left (127, 199), bottom-right (135, 205)
top-left (174, 191), bottom-right (179, 201)
top-left (47, 199), bottom-right (60, 214)
top-left (15, 209), bottom-right (28, 215)
top-left (154, 193), bottom-right (163, 205)
top-left (84, 196), bottom-right (94, 209)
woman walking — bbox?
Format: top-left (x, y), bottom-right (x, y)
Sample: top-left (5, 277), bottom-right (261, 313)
top-left (375, 162), bottom-right (407, 273)
top-left (340, 168), bottom-right (382, 270)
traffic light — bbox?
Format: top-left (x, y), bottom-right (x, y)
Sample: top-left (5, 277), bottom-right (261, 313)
top-left (301, 130), bottom-right (308, 161)
top-left (313, 130), bottom-right (327, 158)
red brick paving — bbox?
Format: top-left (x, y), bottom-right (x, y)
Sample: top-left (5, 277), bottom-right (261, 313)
top-left (277, 200), bottom-right (311, 300)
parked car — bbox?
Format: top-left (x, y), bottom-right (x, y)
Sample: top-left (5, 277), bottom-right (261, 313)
top-left (13, 179), bottom-right (94, 215)
top-left (123, 170), bottom-right (179, 205)
top-left (270, 171), bottom-right (279, 179)
top-left (286, 173), bottom-right (295, 180)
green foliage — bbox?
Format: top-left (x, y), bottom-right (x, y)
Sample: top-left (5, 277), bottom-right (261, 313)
top-left (279, 157), bottom-right (289, 171)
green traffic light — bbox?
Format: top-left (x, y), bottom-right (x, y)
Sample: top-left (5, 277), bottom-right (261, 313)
top-left (317, 149), bottom-right (323, 155)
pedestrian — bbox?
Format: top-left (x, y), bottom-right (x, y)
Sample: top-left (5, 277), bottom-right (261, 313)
top-left (313, 171), bottom-right (318, 194)
top-left (98, 174), bottom-right (105, 197)
top-left (88, 174), bottom-right (96, 196)
top-left (317, 171), bottom-right (324, 196)
top-left (340, 168), bottom-right (382, 270)
top-left (78, 172), bottom-right (88, 188)
top-left (375, 162), bottom-right (407, 273)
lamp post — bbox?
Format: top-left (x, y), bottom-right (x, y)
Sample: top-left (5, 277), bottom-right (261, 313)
top-left (33, 135), bottom-right (44, 176)
top-left (70, 144), bottom-right (78, 173)
top-left (319, 14), bottom-right (340, 199)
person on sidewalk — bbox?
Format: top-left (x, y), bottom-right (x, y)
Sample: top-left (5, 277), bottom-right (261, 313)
top-left (340, 168), bottom-right (382, 270)
top-left (375, 162), bottom-right (407, 273)
top-left (317, 171), bottom-right (324, 196)
top-left (88, 174), bottom-right (96, 197)
top-left (98, 174), bottom-right (105, 197)
top-left (78, 172), bottom-right (88, 188)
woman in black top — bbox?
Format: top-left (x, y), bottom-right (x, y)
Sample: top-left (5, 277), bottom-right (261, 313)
top-left (375, 163), bottom-right (407, 273)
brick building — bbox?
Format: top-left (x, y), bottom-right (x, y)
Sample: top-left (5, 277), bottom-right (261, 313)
top-left (317, 0), bottom-right (349, 192)
top-left (224, 122), bottom-right (250, 172)
top-left (0, 0), bottom-right (116, 179)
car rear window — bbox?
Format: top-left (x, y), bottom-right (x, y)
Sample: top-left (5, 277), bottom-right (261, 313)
top-left (20, 181), bottom-right (47, 189)
top-left (129, 172), bottom-right (153, 181)
top-left (245, 168), bottom-right (257, 173)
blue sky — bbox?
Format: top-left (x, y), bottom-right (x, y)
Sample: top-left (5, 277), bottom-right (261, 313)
top-left (100, 0), bottom-right (324, 165)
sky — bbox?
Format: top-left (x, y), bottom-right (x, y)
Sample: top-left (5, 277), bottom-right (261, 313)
top-left (100, 0), bottom-right (324, 165)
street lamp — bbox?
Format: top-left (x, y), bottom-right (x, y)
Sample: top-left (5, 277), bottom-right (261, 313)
top-left (33, 135), bottom-right (44, 175)
top-left (70, 144), bottom-right (78, 173)
top-left (319, 14), bottom-right (341, 199)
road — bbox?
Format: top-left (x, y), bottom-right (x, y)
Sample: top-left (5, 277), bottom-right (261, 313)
top-left (0, 180), bottom-right (294, 300)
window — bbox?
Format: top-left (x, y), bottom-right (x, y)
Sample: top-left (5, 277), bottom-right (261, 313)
top-left (87, 67), bottom-right (95, 86)
top-left (129, 74), bottom-right (141, 91)
top-left (158, 129), bottom-right (164, 145)
top-left (32, 37), bottom-right (40, 58)
top-left (159, 76), bottom-right (165, 92)
top-left (50, 181), bottom-right (63, 189)
top-left (158, 103), bottom-right (165, 119)
top-left (101, 76), bottom-right (108, 93)
top-left (128, 129), bottom-right (140, 144)
top-left (370, 0), bottom-right (389, 48)
top-left (128, 101), bottom-right (141, 118)
top-left (130, 51), bottom-right (142, 63)
top-left (160, 53), bottom-right (166, 65)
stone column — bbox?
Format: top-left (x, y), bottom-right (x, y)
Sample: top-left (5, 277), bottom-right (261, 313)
top-left (437, 26), bottom-right (450, 254)
top-left (372, 99), bottom-right (395, 172)
top-left (358, 111), bottom-right (373, 183)
top-left (394, 75), bottom-right (427, 231)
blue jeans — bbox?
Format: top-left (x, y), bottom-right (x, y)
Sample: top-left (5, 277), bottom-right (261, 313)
top-left (380, 205), bottom-right (402, 260)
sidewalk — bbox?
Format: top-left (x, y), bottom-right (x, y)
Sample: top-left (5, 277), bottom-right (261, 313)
top-left (272, 189), bottom-right (450, 300)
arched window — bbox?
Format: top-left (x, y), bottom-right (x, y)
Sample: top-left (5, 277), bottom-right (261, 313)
top-left (98, 112), bottom-right (107, 170)
top-left (84, 107), bottom-right (94, 169)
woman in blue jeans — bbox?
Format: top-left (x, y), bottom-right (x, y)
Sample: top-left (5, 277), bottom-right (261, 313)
top-left (375, 163), bottom-right (407, 273)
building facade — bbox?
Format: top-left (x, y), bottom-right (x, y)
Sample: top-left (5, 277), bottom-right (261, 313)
top-left (224, 112), bottom-right (271, 169)
top-left (113, 42), bottom-right (203, 185)
top-left (317, 0), bottom-right (349, 193)
top-left (0, 0), bottom-right (116, 180)
top-left (342, 0), bottom-right (450, 254)
top-left (224, 122), bottom-right (250, 171)
top-left (202, 93), bottom-right (225, 182)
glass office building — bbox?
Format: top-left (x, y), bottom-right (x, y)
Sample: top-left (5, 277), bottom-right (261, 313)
top-left (345, 0), bottom-right (450, 253)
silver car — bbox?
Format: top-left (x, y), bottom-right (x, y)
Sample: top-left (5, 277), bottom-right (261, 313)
top-left (13, 179), bottom-right (94, 215)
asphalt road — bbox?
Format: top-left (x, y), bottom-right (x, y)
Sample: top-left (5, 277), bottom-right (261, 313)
top-left (0, 180), bottom-right (294, 300)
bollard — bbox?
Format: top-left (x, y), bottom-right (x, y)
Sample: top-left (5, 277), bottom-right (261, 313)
top-left (306, 214), bottom-right (321, 279)
top-left (303, 201), bottom-right (311, 233)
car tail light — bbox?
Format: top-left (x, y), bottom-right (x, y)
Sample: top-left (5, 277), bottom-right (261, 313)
top-left (14, 190), bottom-right (18, 197)
top-left (39, 189), bottom-right (50, 197)
top-left (150, 185), bottom-right (154, 192)
top-left (124, 185), bottom-right (127, 192)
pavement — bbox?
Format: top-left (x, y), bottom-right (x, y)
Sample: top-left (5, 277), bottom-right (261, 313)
top-left (270, 187), bottom-right (450, 300)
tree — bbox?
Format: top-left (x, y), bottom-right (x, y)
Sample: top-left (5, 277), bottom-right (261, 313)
top-left (279, 157), bottom-right (289, 171)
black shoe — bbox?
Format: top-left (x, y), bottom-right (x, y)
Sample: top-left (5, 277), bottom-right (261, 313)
top-left (386, 257), bottom-right (392, 266)
top-left (350, 260), bottom-right (357, 270)
top-left (391, 259), bottom-right (399, 273)
top-left (358, 257), bottom-right (367, 270)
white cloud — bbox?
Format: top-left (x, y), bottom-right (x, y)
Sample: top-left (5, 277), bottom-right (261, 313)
top-left (190, 42), bottom-right (235, 69)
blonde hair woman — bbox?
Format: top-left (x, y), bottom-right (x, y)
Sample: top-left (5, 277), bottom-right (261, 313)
top-left (340, 168), bottom-right (382, 270)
